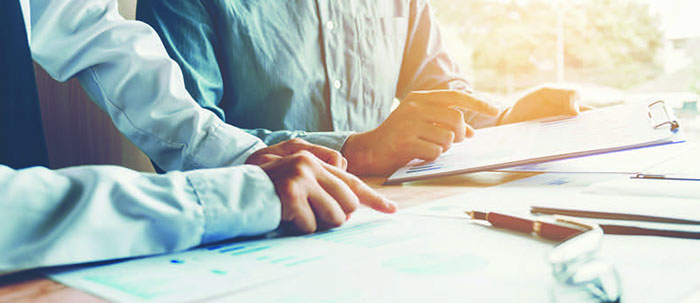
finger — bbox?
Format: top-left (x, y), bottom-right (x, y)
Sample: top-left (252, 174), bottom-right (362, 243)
top-left (409, 139), bottom-right (444, 162)
top-left (523, 88), bottom-right (580, 118)
top-left (315, 166), bottom-right (360, 216)
top-left (416, 122), bottom-right (455, 152)
top-left (281, 193), bottom-right (318, 234)
top-left (285, 138), bottom-right (346, 169)
top-left (247, 154), bottom-right (281, 166)
top-left (418, 106), bottom-right (466, 142)
top-left (307, 182), bottom-right (347, 229)
top-left (567, 90), bottom-right (581, 115)
top-left (322, 163), bottom-right (398, 213)
top-left (580, 104), bottom-right (594, 112)
top-left (465, 123), bottom-right (475, 138)
top-left (341, 157), bottom-right (348, 171)
top-left (272, 155), bottom-right (319, 234)
top-left (407, 90), bottom-right (499, 116)
top-left (555, 89), bottom-right (580, 116)
top-left (568, 100), bottom-right (581, 116)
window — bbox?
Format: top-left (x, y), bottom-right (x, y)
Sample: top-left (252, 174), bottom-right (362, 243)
top-left (432, 0), bottom-right (700, 115)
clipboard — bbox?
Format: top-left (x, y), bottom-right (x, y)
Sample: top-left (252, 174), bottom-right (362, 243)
top-left (631, 141), bottom-right (700, 181)
top-left (386, 101), bottom-right (685, 184)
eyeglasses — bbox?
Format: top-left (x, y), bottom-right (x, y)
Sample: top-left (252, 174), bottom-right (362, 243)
top-left (548, 223), bottom-right (622, 303)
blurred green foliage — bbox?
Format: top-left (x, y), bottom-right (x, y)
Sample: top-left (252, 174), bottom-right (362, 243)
top-left (432, 0), bottom-right (664, 92)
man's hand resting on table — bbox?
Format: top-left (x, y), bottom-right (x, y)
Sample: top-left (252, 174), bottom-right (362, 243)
top-left (340, 90), bottom-right (500, 176)
top-left (341, 87), bottom-right (587, 177)
top-left (246, 139), bottom-right (397, 234)
top-left (498, 87), bottom-right (588, 125)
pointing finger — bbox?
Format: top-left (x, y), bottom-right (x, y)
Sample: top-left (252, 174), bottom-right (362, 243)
top-left (407, 90), bottom-right (500, 116)
top-left (322, 163), bottom-right (398, 213)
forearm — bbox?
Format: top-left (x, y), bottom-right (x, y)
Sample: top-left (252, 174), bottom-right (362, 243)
top-left (0, 164), bottom-right (280, 273)
top-left (246, 128), bottom-right (354, 152)
top-left (28, 0), bottom-right (265, 171)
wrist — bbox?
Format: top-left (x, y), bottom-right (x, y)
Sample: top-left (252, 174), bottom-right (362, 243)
top-left (340, 132), bottom-right (375, 175)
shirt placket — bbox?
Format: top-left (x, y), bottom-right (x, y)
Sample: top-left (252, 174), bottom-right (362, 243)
top-left (316, 0), bottom-right (347, 131)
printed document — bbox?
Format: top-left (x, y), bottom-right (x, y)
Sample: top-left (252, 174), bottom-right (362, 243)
top-left (387, 103), bottom-right (684, 184)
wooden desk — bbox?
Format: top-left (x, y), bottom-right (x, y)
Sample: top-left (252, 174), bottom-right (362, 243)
top-left (3, 109), bottom-right (697, 302)
top-left (0, 172), bottom-right (538, 302)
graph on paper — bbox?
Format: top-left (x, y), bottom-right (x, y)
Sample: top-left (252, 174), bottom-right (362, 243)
top-left (47, 212), bottom-right (407, 302)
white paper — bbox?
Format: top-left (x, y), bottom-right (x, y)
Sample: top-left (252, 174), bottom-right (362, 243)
top-left (639, 142), bottom-right (700, 178)
top-left (387, 104), bottom-right (684, 184)
top-left (218, 216), bottom-right (555, 303)
top-left (47, 210), bottom-right (557, 302)
top-left (218, 183), bottom-right (700, 303)
top-left (405, 176), bottom-right (700, 225)
top-left (401, 180), bottom-right (700, 303)
top-left (601, 236), bottom-right (700, 303)
top-left (47, 210), bottom-right (398, 302)
top-left (498, 140), bottom-right (687, 174)
top-left (585, 177), bottom-right (700, 200)
top-left (46, 173), bottom-right (700, 303)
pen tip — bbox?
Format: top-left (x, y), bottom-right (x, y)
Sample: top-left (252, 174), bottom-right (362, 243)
top-left (467, 210), bottom-right (488, 220)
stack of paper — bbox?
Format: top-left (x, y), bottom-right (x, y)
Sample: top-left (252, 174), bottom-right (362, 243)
top-left (387, 103), bottom-right (684, 184)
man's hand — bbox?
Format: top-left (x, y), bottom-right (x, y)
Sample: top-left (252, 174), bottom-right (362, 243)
top-left (341, 90), bottom-right (500, 176)
top-left (259, 151), bottom-right (397, 234)
top-left (246, 138), bottom-right (347, 169)
top-left (498, 87), bottom-right (587, 125)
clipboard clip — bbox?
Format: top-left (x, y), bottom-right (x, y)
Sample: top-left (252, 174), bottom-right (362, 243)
top-left (648, 100), bottom-right (680, 131)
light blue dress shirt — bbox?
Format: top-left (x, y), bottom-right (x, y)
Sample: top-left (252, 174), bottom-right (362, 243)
top-left (1, 0), bottom-right (283, 274)
top-left (137, 0), bottom-right (499, 152)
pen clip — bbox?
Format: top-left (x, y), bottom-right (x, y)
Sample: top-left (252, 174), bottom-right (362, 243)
top-left (553, 215), bottom-right (597, 231)
top-left (631, 173), bottom-right (665, 180)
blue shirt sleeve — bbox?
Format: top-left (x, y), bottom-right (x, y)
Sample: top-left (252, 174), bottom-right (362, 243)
top-left (0, 164), bottom-right (281, 274)
top-left (1, 0), bottom-right (285, 274)
top-left (29, 0), bottom-right (267, 171)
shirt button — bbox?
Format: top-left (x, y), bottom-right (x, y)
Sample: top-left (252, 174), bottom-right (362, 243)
top-left (326, 21), bottom-right (335, 31)
top-left (333, 80), bottom-right (342, 89)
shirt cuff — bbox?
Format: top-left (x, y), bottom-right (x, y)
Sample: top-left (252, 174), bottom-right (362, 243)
top-left (298, 131), bottom-right (355, 152)
top-left (185, 165), bottom-right (281, 244)
top-left (189, 120), bottom-right (267, 169)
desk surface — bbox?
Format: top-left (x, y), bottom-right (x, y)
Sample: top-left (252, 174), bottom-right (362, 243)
top-left (0, 172), bottom-right (538, 302)
top-left (3, 110), bottom-right (699, 302)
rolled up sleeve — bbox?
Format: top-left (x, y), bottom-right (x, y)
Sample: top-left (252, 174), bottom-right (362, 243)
top-left (28, 0), bottom-right (266, 171)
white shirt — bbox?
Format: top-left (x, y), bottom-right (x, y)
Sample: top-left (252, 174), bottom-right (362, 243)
top-left (1, 0), bottom-right (281, 273)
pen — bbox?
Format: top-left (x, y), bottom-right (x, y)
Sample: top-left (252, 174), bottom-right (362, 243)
top-left (530, 206), bottom-right (700, 225)
top-left (531, 206), bottom-right (700, 239)
top-left (470, 210), bottom-right (700, 240)
top-left (466, 210), bottom-right (585, 242)
top-left (598, 225), bottom-right (700, 239)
